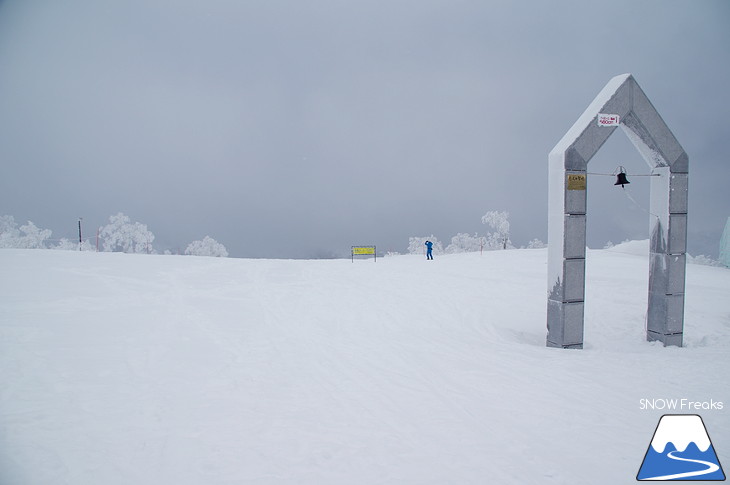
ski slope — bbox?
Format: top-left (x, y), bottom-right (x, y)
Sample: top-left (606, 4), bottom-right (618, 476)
top-left (1, 243), bottom-right (728, 484)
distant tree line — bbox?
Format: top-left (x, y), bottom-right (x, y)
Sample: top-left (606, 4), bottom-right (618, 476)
top-left (0, 213), bottom-right (228, 257)
top-left (403, 210), bottom-right (721, 267)
top-left (406, 210), bottom-right (546, 256)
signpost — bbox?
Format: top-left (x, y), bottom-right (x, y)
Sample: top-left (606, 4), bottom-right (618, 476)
top-left (351, 246), bottom-right (376, 262)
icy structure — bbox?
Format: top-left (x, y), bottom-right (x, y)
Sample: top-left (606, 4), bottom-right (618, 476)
top-left (547, 74), bottom-right (688, 348)
top-left (721, 217), bottom-right (730, 268)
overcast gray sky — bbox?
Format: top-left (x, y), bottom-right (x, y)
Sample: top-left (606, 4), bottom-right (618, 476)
top-left (1, 0), bottom-right (728, 258)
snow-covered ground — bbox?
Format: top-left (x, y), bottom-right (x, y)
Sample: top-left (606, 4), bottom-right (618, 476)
top-left (1, 243), bottom-right (728, 484)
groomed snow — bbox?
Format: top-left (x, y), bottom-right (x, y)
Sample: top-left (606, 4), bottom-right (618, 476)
top-left (1, 244), bottom-right (728, 484)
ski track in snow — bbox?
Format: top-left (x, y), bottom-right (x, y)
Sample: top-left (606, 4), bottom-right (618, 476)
top-left (0, 245), bottom-right (728, 484)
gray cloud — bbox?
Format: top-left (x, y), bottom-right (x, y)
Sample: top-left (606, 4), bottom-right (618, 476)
top-left (1, 0), bottom-right (728, 258)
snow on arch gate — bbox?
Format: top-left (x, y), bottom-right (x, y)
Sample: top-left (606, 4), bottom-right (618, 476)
top-left (546, 74), bottom-right (688, 349)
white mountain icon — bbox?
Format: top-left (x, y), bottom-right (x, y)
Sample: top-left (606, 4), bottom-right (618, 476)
top-left (637, 414), bottom-right (725, 481)
top-left (650, 415), bottom-right (711, 453)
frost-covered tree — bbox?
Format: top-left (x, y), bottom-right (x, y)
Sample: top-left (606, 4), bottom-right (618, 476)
top-left (407, 235), bottom-right (443, 255)
top-left (185, 236), bottom-right (228, 257)
top-left (481, 210), bottom-right (512, 250)
top-left (100, 213), bottom-right (155, 253)
top-left (0, 215), bottom-right (20, 248)
top-left (526, 239), bottom-right (546, 249)
top-left (0, 217), bottom-right (52, 249)
top-left (446, 233), bottom-right (486, 254)
top-left (54, 238), bottom-right (78, 251)
top-left (17, 222), bottom-right (52, 248)
top-left (53, 238), bottom-right (95, 251)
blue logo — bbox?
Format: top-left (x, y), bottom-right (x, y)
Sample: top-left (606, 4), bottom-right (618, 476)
top-left (637, 414), bottom-right (725, 481)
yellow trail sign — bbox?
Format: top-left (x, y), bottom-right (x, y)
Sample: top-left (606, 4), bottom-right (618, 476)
top-left (351, 246), bottom-right (377, 261)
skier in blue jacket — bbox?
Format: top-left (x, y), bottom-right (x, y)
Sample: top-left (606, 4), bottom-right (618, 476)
top-left (425, 240), bottom-right (434, 260)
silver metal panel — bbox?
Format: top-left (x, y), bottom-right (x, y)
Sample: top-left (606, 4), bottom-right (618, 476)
top-left (666, 294), bottom-right (685, 333)
top-left (563, 215), bottom-right (586, 259)
top-left (669, 173), bottom-right (689, 214)
top-left (649, 253), bottom-right (686, 295)
top-left (546, 298), bottom-right (565, 346)
top-left (546, 339), bottom-right (563, 349)
top-left (647, 292), bottom-right (668, 334)
top-left (671, 152), bottom-right (689, 173)
top-left (667, 254), bottom-right (686, 295)
top-left (647, 331), bottom-right (683, 347)
top-left (630, 81), bottom-right (686, 168)
top-left (650, 168), bottom-right (671, 217)
top-left (573, 122), bottom-right (619, 164)
top-left (546, 299), bottom-right (585, 348)
top-left (648, 252), bottom-right (669, 295)
top-left (562, 302), bottom-right (585, 346)
top-left (564, 147), bottom-right (587, 172)
top-left (620, 112), bottom-right (668, 168)
top-left (647, 292), bottom-right (685, 336)
top-left (563, 259), bottom-right (585, 302)
top-left (664, 333), bottom-right (684, 347)
top-left (668, 214), bottom-right (687, 254)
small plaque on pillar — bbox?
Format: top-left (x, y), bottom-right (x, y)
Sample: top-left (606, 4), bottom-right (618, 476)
top-left (567, 174), bottom-right (586, 191)
top-left (597, 113), bottom-right (620, 126)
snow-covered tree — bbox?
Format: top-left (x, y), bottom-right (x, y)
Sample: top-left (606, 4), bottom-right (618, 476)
top-left (185, 236), bottom-right (228, 257)
top-left (446, 233), bottom-right (486, 253)
top-left (54, 238), bottom-right (78, 251)
top-left (526, 238), bottom-right (546, 249)
top-left (53, 238), bottom-right (95, 251)
top-left (0, 216), bottom-right (52, 249)
top-left (407, 235), bottom-right (443, 255)
top-left (100, 213), bottom-right (155, 253)
top-left (0, 215), bottom-right (20, 248)
top-left (19, 222), bottom-right (52, 249)
top-left (481, 210), bottom-right (512, 250)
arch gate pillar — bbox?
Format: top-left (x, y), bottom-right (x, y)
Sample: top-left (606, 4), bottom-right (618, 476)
top-left (546, 74), bottom-right (688, 349)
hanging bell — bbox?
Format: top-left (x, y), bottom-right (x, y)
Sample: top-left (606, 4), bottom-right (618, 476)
top-left (614, 168), bottom-right (630, 188)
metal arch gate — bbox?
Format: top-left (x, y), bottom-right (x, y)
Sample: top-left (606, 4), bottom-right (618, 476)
top-left (546, 74), bottom-right (688, 349)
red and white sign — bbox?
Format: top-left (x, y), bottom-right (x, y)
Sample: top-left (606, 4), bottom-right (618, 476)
top-left (597, 113), bottom-right (620, 126)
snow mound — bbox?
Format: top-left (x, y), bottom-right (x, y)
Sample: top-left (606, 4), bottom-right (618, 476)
top-left (604, 239), bottom-right (650, 257)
